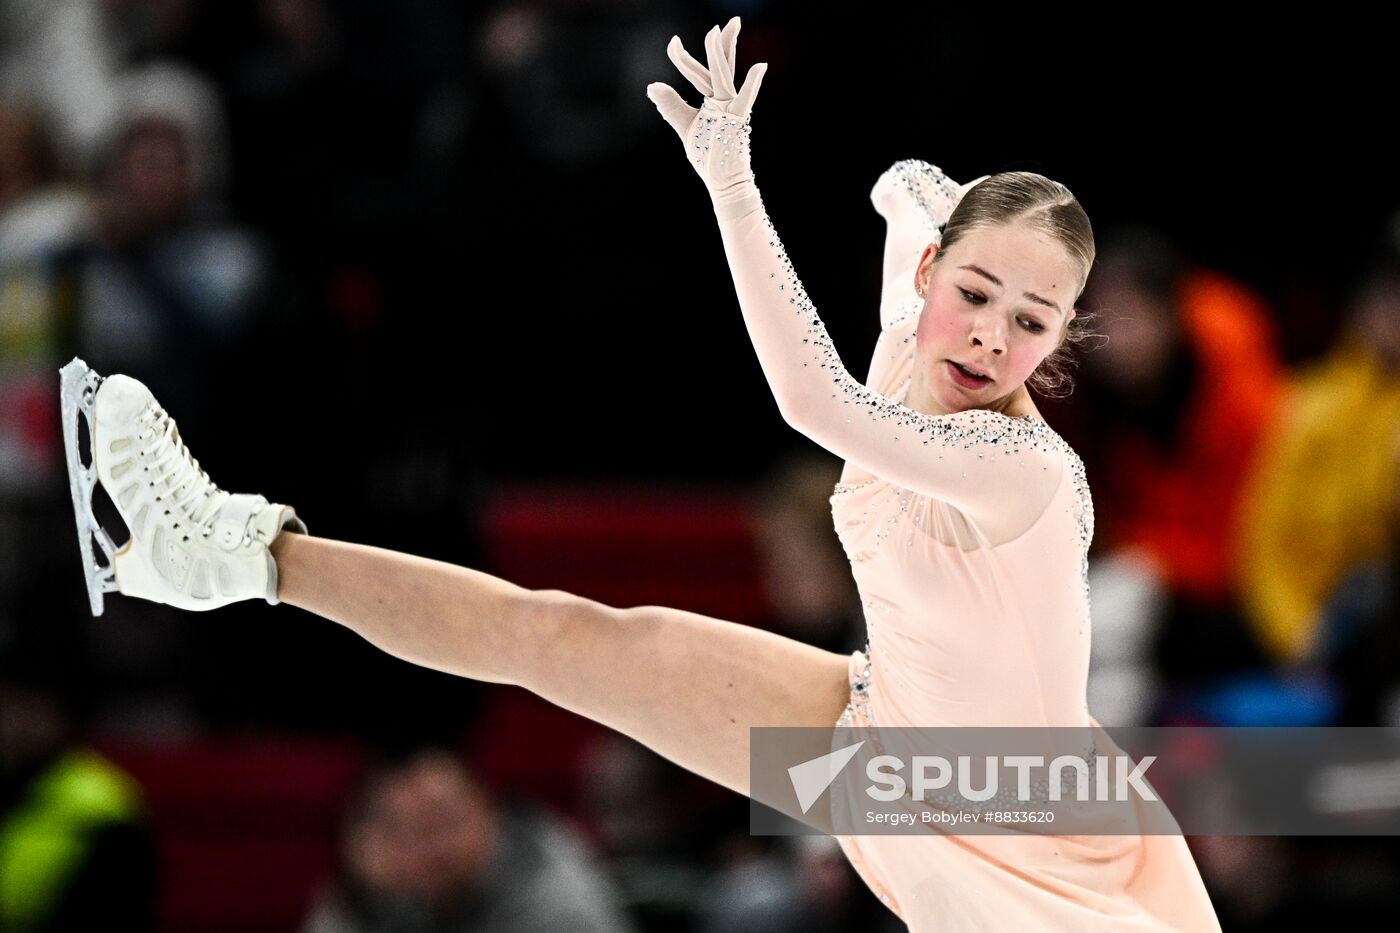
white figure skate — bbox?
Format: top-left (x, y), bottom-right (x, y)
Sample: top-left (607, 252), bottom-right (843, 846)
top-left (59, 358), bottom-right (306, 615)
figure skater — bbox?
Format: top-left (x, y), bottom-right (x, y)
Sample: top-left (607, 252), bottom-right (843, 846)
top-left (59, 17), bottom-right (1222, 931)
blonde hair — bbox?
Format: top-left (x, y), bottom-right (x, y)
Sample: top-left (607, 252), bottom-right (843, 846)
top-left (935, 171), bottom-right (1100, 399)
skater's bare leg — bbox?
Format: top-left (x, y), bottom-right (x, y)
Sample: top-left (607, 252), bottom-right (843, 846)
top-left (270, 533), bottom-right (545, 685)
top-left (270, 533), bottom-right (851, 798)
top-left (64, 361), bottom-right (847, 797)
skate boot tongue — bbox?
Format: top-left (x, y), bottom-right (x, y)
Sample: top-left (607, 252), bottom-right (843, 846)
top-left (142, 404), bottom-right (228, 527)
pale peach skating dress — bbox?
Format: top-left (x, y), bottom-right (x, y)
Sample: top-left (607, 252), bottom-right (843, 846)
top-left (710, 160), bottom-right (1223, 932)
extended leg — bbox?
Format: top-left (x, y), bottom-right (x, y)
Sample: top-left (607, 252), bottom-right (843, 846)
top-left (61, 360), bottom-right (850, 799)
top-left (271, 533), bottom-right (851, 798)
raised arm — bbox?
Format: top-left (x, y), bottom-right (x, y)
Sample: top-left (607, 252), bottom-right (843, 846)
top-left (648, 20), bottom-right (1063, 541)
top-left (872, 160), bottom-right (990, 332)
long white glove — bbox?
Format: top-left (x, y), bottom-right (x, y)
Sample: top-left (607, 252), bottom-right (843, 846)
top-left (646, 17), bottom-right (767, 219)
top-left (645, 20), bottom-right (1064, 545)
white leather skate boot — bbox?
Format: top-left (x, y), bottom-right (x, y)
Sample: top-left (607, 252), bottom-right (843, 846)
top-left (59, 358), bottom-right (306, 614)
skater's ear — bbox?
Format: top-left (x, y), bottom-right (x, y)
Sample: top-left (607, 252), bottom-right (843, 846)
top-left (914, 242), bottom-right (940, 296)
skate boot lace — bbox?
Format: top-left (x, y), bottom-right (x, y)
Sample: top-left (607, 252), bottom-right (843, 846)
top-left (137, 403), bottom-right (230, 536)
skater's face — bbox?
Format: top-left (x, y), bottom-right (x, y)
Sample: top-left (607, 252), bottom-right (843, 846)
top-left (908, 220), bottom-right (1078, 416)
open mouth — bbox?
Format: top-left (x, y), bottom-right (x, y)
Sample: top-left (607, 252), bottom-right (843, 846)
top-left (947, 360), bottom-right (992, 387)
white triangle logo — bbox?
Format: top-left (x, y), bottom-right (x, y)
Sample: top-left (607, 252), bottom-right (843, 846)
top-left (788, 741), bottom-right (865, 814)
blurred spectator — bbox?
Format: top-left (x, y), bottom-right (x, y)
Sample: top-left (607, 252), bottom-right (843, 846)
top-left (1057, 225), bottom-right (1286, 698)
top-left (74, 63), bottom-right (266, 406)
top-left (579, 731), bottom-right (721, 929)
top-left (0, 585), bottom-right (157, 932)
top-left (0, 0), bottom-right (216, 172)
top-left (0, 0), bottom-right (123, 174)
top-left (698, 834), bottom-right (903, 933)
top-left (1234, 216), bottom-right (1400, 667)
top-left (1078, 225), bottom-right (1286, 603)
top-left (0, 96), bottom-right (91, 269)
top-left (301, 738), bottom-right (638, 933)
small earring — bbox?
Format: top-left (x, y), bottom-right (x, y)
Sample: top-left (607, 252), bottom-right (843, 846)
top-left (916, 285), bottom-right (925, 297)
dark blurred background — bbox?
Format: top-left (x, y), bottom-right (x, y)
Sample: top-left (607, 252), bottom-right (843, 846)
top-left (2, 1), bottom-right (1399, 930)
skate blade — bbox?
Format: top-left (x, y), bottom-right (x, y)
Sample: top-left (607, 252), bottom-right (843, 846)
top-left (59, 358), bottom-right (119, 616)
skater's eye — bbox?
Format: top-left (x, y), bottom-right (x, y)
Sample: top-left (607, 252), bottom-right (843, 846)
top-left (961, 289), bottom-right (1046, 334)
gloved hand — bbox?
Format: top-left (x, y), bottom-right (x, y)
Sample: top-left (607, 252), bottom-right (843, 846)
top-left (647, 17), bottom-right (768, 213)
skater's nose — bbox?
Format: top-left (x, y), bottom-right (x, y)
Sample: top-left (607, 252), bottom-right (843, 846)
top-left (968, 319), bottom-right (1006, 355)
